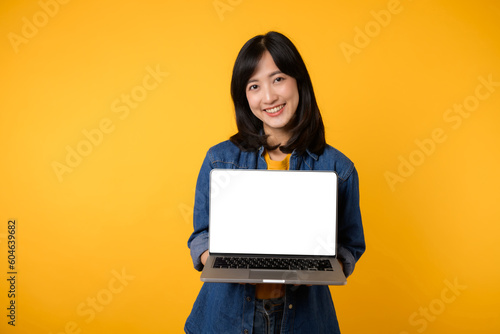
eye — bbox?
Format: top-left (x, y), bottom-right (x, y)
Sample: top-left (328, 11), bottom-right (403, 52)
top-left (248, 84), bottom-right (258, 91)
top-left (274, 76), bottom-right (285, 83)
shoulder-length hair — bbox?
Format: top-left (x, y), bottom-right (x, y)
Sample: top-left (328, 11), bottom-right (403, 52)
top-left (229, 31), bottom-right (326, 155)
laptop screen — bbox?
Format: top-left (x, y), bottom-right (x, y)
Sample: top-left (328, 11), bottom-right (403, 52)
top-left (209, 170), bottom-right (337, 257)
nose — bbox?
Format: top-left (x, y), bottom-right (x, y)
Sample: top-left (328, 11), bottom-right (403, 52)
top-left (262, 84), bottom-right (278, 104)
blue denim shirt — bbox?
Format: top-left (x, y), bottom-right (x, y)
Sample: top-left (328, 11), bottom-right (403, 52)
top-left (185, 140), bottom-right (365, 334)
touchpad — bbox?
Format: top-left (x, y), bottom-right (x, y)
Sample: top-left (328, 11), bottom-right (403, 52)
top-left (249, 270), bottom-right (298, 281)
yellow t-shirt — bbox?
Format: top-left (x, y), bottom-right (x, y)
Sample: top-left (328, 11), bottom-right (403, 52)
top-left (264, 151), bottom-right (290, 170)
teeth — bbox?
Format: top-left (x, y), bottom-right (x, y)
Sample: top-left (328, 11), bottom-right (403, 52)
top-left (265, 104), bottom-right (284, 114)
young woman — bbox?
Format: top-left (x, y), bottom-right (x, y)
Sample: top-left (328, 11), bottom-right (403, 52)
top-left (186, 31), bottom-right (365, 334)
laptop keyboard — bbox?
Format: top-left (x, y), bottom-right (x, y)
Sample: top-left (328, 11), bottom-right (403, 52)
top-left (213, 257), bottom-right (333, 271)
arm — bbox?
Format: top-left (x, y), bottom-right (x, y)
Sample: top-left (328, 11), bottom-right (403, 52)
top-left (337, 166), bottom-right (365, 277)
top-left (187, 152), bottom-right (213, 271)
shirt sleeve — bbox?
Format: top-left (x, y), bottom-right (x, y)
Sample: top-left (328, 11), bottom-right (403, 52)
top-left (187, 150), bottom-right (213, 271)
top-left (336, 166), bottom-right (365, 277)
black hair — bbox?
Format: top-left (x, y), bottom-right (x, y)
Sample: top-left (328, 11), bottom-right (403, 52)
top-left (229, 31), bottom-right (326, 155)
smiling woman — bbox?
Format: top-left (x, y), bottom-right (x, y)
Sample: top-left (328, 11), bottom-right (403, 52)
top-left (229, 32), bottom-right (327, 160)
top-left (185, 31), bottom-right (365, 334)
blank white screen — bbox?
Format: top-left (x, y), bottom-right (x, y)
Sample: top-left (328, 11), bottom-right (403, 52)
top-left (209, 170), bottom-right (337, 256)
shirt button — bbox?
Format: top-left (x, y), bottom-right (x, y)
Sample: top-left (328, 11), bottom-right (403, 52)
top-left (246, 296), bottom-right (251, 302)
top-left (288, 304), bottom-right (293, 309)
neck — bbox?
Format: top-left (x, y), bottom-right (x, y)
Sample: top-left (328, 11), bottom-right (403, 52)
top-left (264, 127), bottom-right (290, 149)
top-left (267, 148), bottom-right (289, 161)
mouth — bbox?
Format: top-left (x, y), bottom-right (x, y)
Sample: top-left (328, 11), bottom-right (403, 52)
top-left (263, 103), bottom-right (285, 116)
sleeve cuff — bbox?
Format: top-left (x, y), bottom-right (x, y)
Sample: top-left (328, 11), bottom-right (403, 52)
top-left (190, 232), bottom-right (209, 272)
top-left (337, 245), bottom-right (357, 278)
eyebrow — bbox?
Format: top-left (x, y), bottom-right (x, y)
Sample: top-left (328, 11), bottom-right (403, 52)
top-left (247, 70), bottom-right (283, 85)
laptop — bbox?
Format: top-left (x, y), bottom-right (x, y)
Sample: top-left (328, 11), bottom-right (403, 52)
top-left (200, 169), bottom-right (346, 285)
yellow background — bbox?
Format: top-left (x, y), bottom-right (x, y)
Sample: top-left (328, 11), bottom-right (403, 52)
top-left (1, 0), bottom-right (499, 333)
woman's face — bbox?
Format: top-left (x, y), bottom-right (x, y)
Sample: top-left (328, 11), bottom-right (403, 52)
top-left (245, 51), bottom-right (299, 142)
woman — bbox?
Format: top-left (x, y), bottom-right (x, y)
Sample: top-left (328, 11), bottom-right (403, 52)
top-left (186, 31), bottom-right (365, 334)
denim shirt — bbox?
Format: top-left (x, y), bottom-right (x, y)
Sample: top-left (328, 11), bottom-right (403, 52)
top-left (185, 140), bottom-right (365, 334)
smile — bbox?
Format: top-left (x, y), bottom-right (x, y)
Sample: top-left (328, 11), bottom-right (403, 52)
top-left (264, 104), bottom-right (285, 114)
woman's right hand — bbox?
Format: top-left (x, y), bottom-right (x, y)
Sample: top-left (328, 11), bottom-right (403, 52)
top-left (200, 250), bottom-right (209, 266)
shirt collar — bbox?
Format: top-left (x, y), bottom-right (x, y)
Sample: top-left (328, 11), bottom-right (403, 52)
top-left (258, 146), bottom-right (319, 161)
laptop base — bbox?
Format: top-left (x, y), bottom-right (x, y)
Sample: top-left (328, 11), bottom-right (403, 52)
top-left (201, 254), bottom-right (347, 285)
